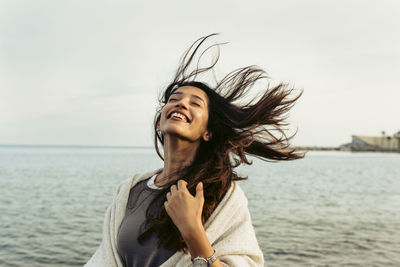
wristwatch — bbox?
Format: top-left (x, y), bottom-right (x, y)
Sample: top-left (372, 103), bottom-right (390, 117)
top-left (191, 249), bottom-right (217, 266)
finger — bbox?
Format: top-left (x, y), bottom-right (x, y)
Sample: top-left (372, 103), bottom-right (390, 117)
top-left (177, 180), bottom-right (188, 191)
top-left (166, 192), bottom-right (171, 201)
top-left (195, 182), bottom-right (204, 200)
top-left (170, 185), bottom-right (177, 194)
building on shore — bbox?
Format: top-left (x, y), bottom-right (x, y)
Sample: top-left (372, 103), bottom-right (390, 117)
top-left (298, 131), bottom-right (400, 153)
top-left (347, 133), bottom-right (400, 152)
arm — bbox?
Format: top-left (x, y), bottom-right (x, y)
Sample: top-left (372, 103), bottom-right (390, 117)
top-left (181, 221), bottom-right (223, 267)
top-left (164, 180), bottom-right (223, 267)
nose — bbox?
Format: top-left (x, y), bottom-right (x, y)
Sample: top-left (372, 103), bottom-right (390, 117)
top-left (174, 97), bottom-right (189, 109)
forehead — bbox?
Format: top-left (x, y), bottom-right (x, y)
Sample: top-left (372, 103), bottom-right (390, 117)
top-left (172, 86), bottom-right (209, 104)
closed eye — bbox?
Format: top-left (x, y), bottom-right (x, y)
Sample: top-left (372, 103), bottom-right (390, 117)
top-left (192, 102), bottom-right (200, 107)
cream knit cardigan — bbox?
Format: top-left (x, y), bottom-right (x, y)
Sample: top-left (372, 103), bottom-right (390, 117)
top-left (84, 168), bottom-right (264, 267)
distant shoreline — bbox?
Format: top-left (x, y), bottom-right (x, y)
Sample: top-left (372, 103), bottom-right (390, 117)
top-left (297, 146), bottom-right (339, 151)
top-left (297, 146), bottom-right (400, 153)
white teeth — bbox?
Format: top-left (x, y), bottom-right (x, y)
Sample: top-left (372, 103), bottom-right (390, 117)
top-left (170, 112), bottom-right (187, 122)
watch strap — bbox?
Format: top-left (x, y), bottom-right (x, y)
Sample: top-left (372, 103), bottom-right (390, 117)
top-left (191, 249), bottom-right (217, 266)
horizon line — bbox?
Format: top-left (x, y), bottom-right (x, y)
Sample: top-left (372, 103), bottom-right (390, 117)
top-left (0, 143), bottom-right (340, 149)
top-left (0, 143), bottom-right (155, 149)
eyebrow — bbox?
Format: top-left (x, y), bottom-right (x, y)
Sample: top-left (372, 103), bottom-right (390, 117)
top-left (170, 91), bottom-right (206, 105)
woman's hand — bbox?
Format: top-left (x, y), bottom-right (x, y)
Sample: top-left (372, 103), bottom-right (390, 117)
top-left (164, 180), bottom-right (204, 236)
top-left (165, 180), bottom-right (223, 267)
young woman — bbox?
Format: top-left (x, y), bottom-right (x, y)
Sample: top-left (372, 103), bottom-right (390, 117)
top-left (85, 33), bottom-right (304, 267)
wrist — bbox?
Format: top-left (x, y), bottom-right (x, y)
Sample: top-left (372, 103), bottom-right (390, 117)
top-left (180, 222), bottom-right (215, 261)
top-left (180, 220), bottom-right (204, 241)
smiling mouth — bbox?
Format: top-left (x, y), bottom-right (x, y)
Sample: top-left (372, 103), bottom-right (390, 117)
top-left (168, 112), bottom-right (190, 123)
top-left (170, 116), bottom-right (186, 122)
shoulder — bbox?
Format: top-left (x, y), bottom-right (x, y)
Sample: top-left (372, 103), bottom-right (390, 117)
top-left (218, 181), bottom-right (249, 211)
top-left (204, 181), bottom-right (250, 230)
top-left (230, 181), bottom-right (248, 204)
top-left (205, 181), bottom-right (264, 266)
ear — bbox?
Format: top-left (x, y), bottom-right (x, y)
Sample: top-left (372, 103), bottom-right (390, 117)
top-left (203, 131), bottom-right (212, 142)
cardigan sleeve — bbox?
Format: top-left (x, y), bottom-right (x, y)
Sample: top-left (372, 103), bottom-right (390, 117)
top-left (206, 184), bottom-right (264, 267)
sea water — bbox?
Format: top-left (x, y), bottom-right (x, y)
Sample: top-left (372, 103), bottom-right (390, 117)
top-left (0, 145), bottom-right (399, 266)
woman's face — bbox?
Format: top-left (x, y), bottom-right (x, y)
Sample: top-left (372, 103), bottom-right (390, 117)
top-left (158, 86), bottom-right (211, 143)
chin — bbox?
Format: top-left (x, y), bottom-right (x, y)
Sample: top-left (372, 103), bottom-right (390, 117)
top-left (164, 131), bottom-right (198, 143)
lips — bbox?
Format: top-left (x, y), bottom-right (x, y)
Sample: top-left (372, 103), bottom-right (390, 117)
top-left (167, 110), bottom-right (191, 123)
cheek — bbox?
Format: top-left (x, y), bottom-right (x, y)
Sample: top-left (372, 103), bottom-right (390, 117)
top-left (158, 110), bottom-right (168, 127)
top-left (196, 111), bottom-right (209, 129)
top-left (160, 105), bottom-right (170, 120)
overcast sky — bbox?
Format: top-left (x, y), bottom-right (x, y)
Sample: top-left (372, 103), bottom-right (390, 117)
top-left (1, 0), bottom-right (399, 147)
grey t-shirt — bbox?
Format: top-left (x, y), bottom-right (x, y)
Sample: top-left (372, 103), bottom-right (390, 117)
top-left (117, 175), bottom-right (177, 267)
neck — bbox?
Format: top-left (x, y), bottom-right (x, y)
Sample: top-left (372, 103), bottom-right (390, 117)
top-left (156, 135), bottom-right (201, 186)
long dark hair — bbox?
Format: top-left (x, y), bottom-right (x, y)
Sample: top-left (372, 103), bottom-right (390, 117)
top-left (138, 33), bottom-right (305, 251)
